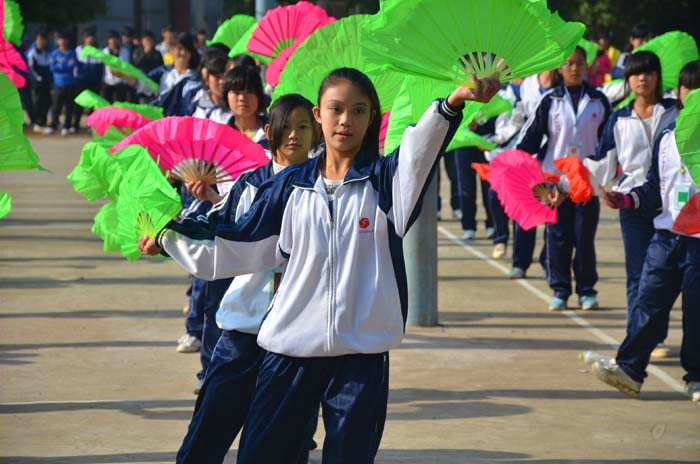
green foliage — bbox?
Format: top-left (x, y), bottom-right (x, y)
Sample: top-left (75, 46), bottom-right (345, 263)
top-left (17, 0), bottom-right (107, 30)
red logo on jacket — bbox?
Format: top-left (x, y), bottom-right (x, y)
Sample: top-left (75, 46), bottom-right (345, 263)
top-left (359, 217), bottom-right (370, 229)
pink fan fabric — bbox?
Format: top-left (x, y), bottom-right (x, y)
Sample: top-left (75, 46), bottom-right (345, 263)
top-left (86, 107), bottom-right (153, 136)
top-left (111, 116), bottom-right (269, 182)
top-left (247, 1), bottom-right (333, 59)
top-left (0, 41), bottom-right (27, 88)
top-left (489, 149), bottom-right (557, 231)
top-left (265, 45), bottom-right (298, 87)
top-left (379, 112), bottom-right (390, 152)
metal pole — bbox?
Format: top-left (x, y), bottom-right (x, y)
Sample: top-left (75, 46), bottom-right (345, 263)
top-left (403, 172), bottom-right (439, 327)
top-left (255, 0), bottom-right (277, 19)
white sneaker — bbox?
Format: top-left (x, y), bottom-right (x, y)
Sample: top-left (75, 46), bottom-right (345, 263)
top-left (60, 128), bottom-right (69, 136)
top-left (492, 243), bottom-right (506, 259)
top-left (176, 334), bottom-right (201, 353)
top-left (41, 126), bottom-right (54, 135)
top-left (33, 124), bottom-right (44, 133)
top-left (686, 382), bottom-right (700, 402)
top-left (592, 360), bottom-right (641, 398)
top-left (452, 209), bottom-right (463, 220)
top-left (486, 227), bottom-right (495, 239)
top-left (650, 343), bottom-right (674, 359)
top-left (437, 210), bottom-right (442, 221)
top-left (68, 127), bottom-right (77, 134)
top-left (462, 229), bottom-right (476, 240)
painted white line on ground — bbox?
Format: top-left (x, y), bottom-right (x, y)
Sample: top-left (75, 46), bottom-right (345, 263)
top-left (438, 225), bottom-right (686, 395)
top-left (0, 398), bottom-right (195, 406)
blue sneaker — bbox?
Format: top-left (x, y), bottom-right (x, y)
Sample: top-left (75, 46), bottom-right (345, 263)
top-left (548, 296), bottom-right (567, 311)
top-left (579, 295), bottom-right (599, 310)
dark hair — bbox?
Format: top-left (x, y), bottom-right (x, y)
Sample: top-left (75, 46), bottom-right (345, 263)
top-left (36, 30), bottom-right (48, 39)
top-left (573, 45), bottom-right (587, 64)
top-left (267, 94), bottom-right (318, 156)
top-left (678, 61), bottom-right (700, 108)
top-left (162, 25), bottom-right (174, 34)
top-left (317, 67), bottom-right (381, 158)
top-left (624, 51), bottom-right (663, 100)
top-left (630, 23), bottom-right (651, 40)
top-left (107, 30), bottom-right (119, 40)
top-left (142, 30), bottom-right (155, 40)
top-left (174, 32), bottom-right (200, 69)
top-left (207, 43), bottom-right (231, 56)
top-left (196, 29), bottom-right (207, 37)
top-left (221, 65), bottom-right (265, 113)
top-left (200, 52), bottom-right (228, 83)
top-left (552, 46), bottom-right (587, 87)
top-left (82, 27), bottom-right (96, 38)
top-left (231, 53), bottom-right (257, 69)
top-left (57, 30), bottom-right (71, 42)
top-left (122, 26), bottom-right (134, 37)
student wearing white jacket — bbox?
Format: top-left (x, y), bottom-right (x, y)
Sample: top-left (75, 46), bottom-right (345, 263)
top-left (517, 47), bottom-right (611, 311)
top-left (143, 68), bottom-right (500, 462)
top-left (585, 51), bottom-right (678, 330)
top-left (591, 62), bottom-right (700, 402)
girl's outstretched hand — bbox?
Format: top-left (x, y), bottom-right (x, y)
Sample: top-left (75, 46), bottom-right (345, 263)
top-left (186, 180), bottom-right (223, 204)
top-left (138, 235), bottom-right (162, 255)
top-left (448, 76), bottom-right (501, 106)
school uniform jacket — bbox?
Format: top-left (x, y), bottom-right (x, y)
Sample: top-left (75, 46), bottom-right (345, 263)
top-left (517, 83), bottom-right (611, 174)
top-left (586, 98), bottom-right (678, 193)
top-left (157, 99), bottom-right (462, 357)
top-left (629, 122), bottom-right (699, 238)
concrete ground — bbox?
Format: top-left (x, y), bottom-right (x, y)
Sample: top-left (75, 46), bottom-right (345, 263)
top-left (0, 134), bottom-right (698, 463)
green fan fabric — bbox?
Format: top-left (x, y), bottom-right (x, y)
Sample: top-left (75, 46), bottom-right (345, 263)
top-left (67, 143), bottom-right (123, 202)
top-left (0, 192), bottom-right (11, 218)
top-left (111, 144), bottom-right (154, 173)
top-left (578, 38), bottom-right (598, 66)
top-left (92, 202), bottom-right (121, 252)
top-left (635, 31), bottom-right (699, 90)
top-left (675, 88), bottom-right (700, 189)
top-left (2, 0), bottom-right (23, 46)
top-left (228, 22), bottom-right (272, 64)
top-left (475, 93), bottom-right (513, 122)
top-left (115, 154), bottom-right (181, 260)
top-left (364, 0), bottom-right (584, 88)
top-left (0, 112), bottom-right (41, 170)
top-left (384, 75), bottom-right (483, 154)
top-left (446, 128), bottom-right (497, 153)
top-left (80, 46), bottom-right (159, 91)
top-left (1, 70), bottom-right (24, 132)
top-left (74, 89), bottom-right (110, 109)
top-left (113, 102), bottom-right (163, 120)
top-left (208, 15), bottom-right (257, 48)
top-left (92, 126), bottom-right (129, 149)
top-left (271, 15), bottom-right (403, 113)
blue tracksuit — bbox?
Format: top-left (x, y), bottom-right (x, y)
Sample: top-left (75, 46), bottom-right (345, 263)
top-left (49, 49), bottom-right (77, 87)
top-left (517, 84), bottom-right (611, 300)
top-left (615, 123), bottom-right (700, 384)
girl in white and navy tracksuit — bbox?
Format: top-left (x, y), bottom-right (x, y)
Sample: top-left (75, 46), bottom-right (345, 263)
top-left (188, 51), bottom-right (231, 124)
top-left (597, 62), bottom-right (700, 397)
top-left (167, 94), bottom-right (320, 464)
top-left (153, 68), bottom-right (493, 463)
top-left (517, 47), bottom-right (611, 309)
top-left (585, 51), bottom-right (678, 318)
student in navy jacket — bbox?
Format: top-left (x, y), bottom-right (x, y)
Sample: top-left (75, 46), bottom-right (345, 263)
top-left (49, 31), bottom-right (78, 135)
top-left (591, 61), bottom-right (700, 402)
top-left (144, 68), bottom-right (499, 463)
top-left (74, 29), bottom-right (104, 131)
top-left (26, 31), bottom-right (53, 132)
top-left (585, 52), bottom-right (678, 338)
top-left (517, 47), bottom-right (611, 310)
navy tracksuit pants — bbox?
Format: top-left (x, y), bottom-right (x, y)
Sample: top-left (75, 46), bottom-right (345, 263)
top-left (237, 351), bottom-right (389, 464)
top-left (544, 197), bottom-right (600, 300)
top-left (488, 188), bottom-right (509, 245)
top-left (186, 276), bottom-right (232, 380)
top-left (619, 208), bottom-right (656, 316)
top-left (176, 330), bottom-right (319, 464)
top-left (451, 147), bottom-right (493, 231)
top-left (616, 231), bottom-right (700, 384)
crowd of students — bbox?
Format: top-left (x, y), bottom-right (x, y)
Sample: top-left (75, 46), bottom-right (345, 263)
top-left (14, 14), bottom-right (699, 463)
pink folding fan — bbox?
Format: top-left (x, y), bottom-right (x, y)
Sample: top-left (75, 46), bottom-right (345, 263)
top-left (489, 149), bottom-right (557, 231)
top-left (111, 116), bottom-right (269, 184)
top-left (86, 107), bottom-right (153, 136)
top-left (0, 41), bottom-right (27, 88)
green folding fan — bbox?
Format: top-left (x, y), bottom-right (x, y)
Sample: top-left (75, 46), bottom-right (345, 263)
top-left (113, 102), bottom-right (163, 120)
top-left (636, 31), bottom-right (699, 90)
top-left (0, 112), bottom-right (41, 171)
top-left (2, 0), bottom-right (23, 46)
top-left (67, 142), bottom-right (123, 202)
top-left (364, 0), bottom-right (584, 88)
top-left (675, 88), bottom-right (700, 189)
top-left (270, 14), bottom-right (403, 113)
top-left (475, 93), bottom-right (513, 122)
top-left (92, 125), bottom-right (129, 149)
top-left (0, 192), bottom-right (11, 218)
top-left (446, 128), bottom-right (497, 153)
top-left (74, 89), bottom-right (110, 109)
top-left (384, 75), bottom-right (483, 154)
top-left (115, 154), bottom-right (181, 260)
top-left (1, 69), bottom-right (24, 132)
top-left (80, 46), bottom-right (159, 91)
top-left (91, 202), bottom-right (121, 252)
top-left (228, 22), bottom-right (272, 64)
top-left (207, 14), bottom-right (257, 48)
top-left (578, 38), bottom-right (598, 66)
top-left (111, 144), bottom-right (154, 174)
